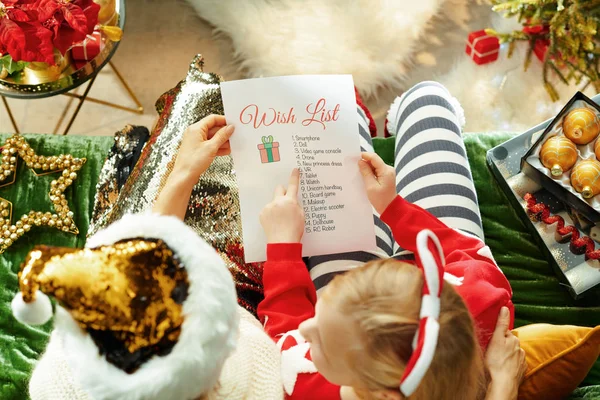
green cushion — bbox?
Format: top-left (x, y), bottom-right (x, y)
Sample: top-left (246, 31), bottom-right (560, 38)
top-left (0, 134), bottom-right (113, 400)
top-left (374, 134), bottom-right (600, 397)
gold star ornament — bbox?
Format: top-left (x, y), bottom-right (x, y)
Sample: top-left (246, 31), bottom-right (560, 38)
top-left (0, 135), bottom-right (86, 254)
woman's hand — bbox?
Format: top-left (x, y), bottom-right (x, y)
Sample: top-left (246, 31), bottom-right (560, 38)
top-left (172, 114), bottom-right (234, 184)
top-left (485, 307), bottom-right (527, 400)
top-left (260, 168), bottom-right (305, 243)
top-left (358, 152), bottom-right (397, 214)
top-left (153, 115), bottom-right (233, 220)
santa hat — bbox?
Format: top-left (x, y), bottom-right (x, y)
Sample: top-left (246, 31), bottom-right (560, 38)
top-left (11, 213), bottom-right (239, 400)
top-left (399, 229), bottom-right (446, 396)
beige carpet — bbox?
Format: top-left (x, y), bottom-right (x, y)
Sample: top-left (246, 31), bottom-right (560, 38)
top-left (0, 0), bottom-right (492, 137)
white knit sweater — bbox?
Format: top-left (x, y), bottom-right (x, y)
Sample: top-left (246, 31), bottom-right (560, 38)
top-left (29, 307), bottom-right (284, 400)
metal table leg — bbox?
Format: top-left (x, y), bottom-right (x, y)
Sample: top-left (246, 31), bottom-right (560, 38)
top-left (1, 96), bottom-right (20, 134)
top-left (3, 61), bottom-right (143, 135)
top-left (57, 75), bottom-right (97, 136)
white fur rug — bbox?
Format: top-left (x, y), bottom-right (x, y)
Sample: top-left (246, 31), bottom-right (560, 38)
top-left (185, 0), bottom-right (454, 98)
top-left (186, 0), bottom-right (592, 133)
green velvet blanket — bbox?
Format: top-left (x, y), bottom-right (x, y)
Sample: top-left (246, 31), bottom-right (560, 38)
top-left (0, 132), bottom-right (599, 399)
top-left (0, 134), bottom-right (113, 400)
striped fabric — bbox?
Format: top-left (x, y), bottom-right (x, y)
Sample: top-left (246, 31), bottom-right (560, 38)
top-left (307, 106), bottom-right (392, 293)
top-left (391, 82), bottom-right (484, 259)
top-left (307, 82), bottom-right (484, 294)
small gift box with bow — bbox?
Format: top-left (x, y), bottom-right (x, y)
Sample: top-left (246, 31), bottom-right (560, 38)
top-left (257, 135), bottom-right (280, 163)
top-left (71, 31), bottom-right (104, 62)
top-left (465, 30), bottom-right (500, 65)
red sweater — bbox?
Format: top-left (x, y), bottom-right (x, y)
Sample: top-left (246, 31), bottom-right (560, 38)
top-left (257, 195), bottom-right (514, 400)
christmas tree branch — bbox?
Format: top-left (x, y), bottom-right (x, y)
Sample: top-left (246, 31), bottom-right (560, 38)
top-left (489, 0), bottom-right (600, 100)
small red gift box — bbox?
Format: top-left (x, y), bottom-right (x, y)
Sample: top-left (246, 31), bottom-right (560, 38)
top-left (71, 32), bottom-right (103, 61)
top-left (465, 30), bottom-right (500, 65)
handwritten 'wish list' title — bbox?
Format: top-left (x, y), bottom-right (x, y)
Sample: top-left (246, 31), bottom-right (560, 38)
top-left (239, 98), bottom-right (340, 130)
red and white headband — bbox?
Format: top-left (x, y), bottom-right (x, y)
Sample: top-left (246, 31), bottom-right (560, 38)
top-left (399, 229), bottom-right (446, 396)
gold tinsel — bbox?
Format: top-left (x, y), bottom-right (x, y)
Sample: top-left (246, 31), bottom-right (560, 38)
top-left (0, 135), bottom-right (86, 253)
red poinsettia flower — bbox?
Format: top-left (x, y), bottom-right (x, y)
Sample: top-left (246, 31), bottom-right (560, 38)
top-left (0, 0), bottom-right (55, 64)
top-left (35, 0), bottom-right (99, 55)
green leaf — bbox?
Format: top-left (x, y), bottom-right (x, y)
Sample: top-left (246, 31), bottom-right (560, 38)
top-left (0, 55), bottom-right (27, 75)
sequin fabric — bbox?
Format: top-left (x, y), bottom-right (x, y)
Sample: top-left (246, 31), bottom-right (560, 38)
top-left (89, 125), bottom-right (150, 232)
top-left (89, 55), bottom-right (264, 316)
top-left (19, 240), bottom-right (188, 373)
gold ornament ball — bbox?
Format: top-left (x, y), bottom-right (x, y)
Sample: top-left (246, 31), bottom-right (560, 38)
top-left (540, 136), bottom-right (579, 176)
top-left (563, 108), bottom-right (600, 145)
top-left (594, 138), bottom-right (600, 161)
top-left (571, 159), bottom-right (600, 198)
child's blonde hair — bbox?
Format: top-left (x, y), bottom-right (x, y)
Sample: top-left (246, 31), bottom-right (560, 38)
top-left (322, 259), bottom-right (487, 400)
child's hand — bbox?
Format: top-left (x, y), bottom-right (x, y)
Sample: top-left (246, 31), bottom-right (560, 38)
top-left (173, 114), bottom-right (234, 183)
top-left (358, 152), bottom-right (397, 214)
top-left (484, 307), bottom-right (527, 400)
top-left (260, 168), bottom-right (305, 243)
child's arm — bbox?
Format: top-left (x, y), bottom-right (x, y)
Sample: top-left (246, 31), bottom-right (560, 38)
top-left (258, 256), bottom-right (343, 400)
top-left (257, 168), bottom-right (313, 336)
top-left (484, 308), bottom-right (527, 400)
top-left (380, 194), bottom-right (495, 266)
top-left (257, 243), bottom-right (317, 337)
top-left (257, 169), bottom-right (342, 400)
top-left (360, 151), bottom-right (497, 267)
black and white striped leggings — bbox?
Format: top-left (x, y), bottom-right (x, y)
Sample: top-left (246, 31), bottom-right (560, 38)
top-left (308, 81), bottom-right (484, 295)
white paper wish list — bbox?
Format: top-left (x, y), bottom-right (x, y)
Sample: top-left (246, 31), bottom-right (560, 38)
top-left (221, 75), bottom-right (376, 262)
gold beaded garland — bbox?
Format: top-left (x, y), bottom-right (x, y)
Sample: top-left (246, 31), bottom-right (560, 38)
top-left (0, 135), bottom-right (87, 254)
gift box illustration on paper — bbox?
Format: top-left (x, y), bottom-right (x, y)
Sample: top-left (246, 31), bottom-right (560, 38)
top-left (257, 135), bottom-right (281, 163)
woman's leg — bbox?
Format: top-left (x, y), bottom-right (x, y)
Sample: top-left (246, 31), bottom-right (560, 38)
top-left (388, 81), bottom-right (484, 259)
top-left (307, 105), bottom-right (393, 295)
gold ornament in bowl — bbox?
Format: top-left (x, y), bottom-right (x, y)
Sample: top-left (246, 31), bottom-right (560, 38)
top-left (95, 0), bottom-right (118, 26)
top-left (571, 159), bottom-right (600, 199)
top-left (540, 136), bottom-right (578, 177)
top-left (563, 107), bottom-right (600, 145)
top-left (22, 52), bottom-right (71, 85)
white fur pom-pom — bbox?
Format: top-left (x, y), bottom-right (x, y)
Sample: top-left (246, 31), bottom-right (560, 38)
top-left (385, 94), bottom-right (404, 136)
top-left (386, 90), bottom-right (466, 135)
top-left (12, 290), bottom-right (53, 325)
top-left (448, 96), bottom-right (466, 130)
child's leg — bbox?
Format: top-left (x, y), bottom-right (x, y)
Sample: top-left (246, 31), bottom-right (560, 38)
top-left (307, 105), bottom-right (393, 295)
top-left (388, 81), bottom-right (484, 259)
